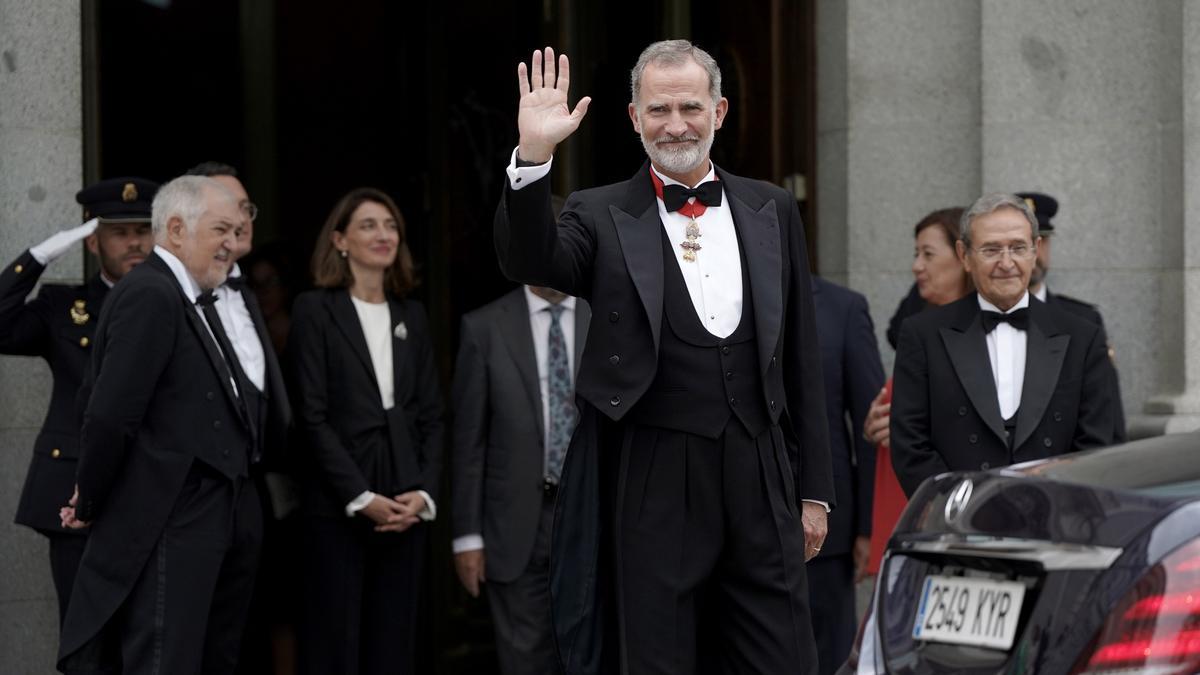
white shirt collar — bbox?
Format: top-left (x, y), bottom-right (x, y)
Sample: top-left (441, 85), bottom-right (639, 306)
top-left (227, 262), bottom-right (242, 280)
top-left (650, 162), bottom-right (716, 190)
top-left (978, 291), bottom-right (1031, 314)
top-left (1032, 283), bottom-right (1047, 302)
top-left (524, 286), bottom-right (576, 316)
top-left (154, 245), bottom-right (205, 303)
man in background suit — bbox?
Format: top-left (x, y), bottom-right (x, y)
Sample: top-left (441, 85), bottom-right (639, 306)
top-left (0, 177), bottom-right (157, 627)
top-left (809, 277), bottom-right (884, 674)
top-left (451, 285), bottom-right (589, 674)
top-left (58, 176), bottom-right (262, 673)
top-left (891, 193), bottom-right (1115, 497)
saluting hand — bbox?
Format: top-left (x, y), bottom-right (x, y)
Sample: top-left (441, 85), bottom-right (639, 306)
top-left (516, 47), bottom-right (592, 164)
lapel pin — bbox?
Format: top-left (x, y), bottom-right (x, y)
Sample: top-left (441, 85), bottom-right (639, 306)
top-left (394, 322), bottom-right (408, 340)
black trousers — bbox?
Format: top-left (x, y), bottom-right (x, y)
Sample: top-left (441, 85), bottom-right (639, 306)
top-left (299, 515), bottom-right (426, 675)
top-left (48, 533), bottom-right (88, 625)
top-left (614, 421), bottom-right (818, 674)
top-left (487, 491), bottom-right (560, 675)
top-left (118, 464), bottom-right (262, 675)
top-left (806, 554), bottom-right (857, 675)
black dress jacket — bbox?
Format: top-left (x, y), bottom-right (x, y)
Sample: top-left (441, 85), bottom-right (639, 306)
top-left (59, 251), bottom-right (257, 661)
top-left (890, 292), bottom-right (1116, 497)
top-left (288, 289), bottom-right (444, 517)
top-left (0, 250), bottom-right (107, 534)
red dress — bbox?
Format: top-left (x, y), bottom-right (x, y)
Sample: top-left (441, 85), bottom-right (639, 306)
top-left (868, 378), bottom-right (907, 574)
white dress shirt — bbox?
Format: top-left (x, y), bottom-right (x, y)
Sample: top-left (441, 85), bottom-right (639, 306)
top-left (155, 245), bottom-right (238, 395)
top-left (1032, 283), bottom-right (1048, 302)
top-left (979, 292), bottom-right (1030, 420)
top-left (345, 295), bottom-right (435, 522)
top-left (452, 287), bottom-right (578, 555)
top-left (215, 264), bottom-right (266, 392)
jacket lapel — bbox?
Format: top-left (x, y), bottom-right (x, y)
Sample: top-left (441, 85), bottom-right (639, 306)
top-left (329, 290), bottom-right (379, 389)
top-left (388, 297), bottom-right (410, 402)
top-left (939, 295), bottom-right (1007, 445)
top-left (502, 290), bottom-right (544, 445)
top-left (610, 162), bottom-right (665, 354)
top-left (1013, 299), bottom-right (1070, 450)
top-left (721, 170), bottom-right (783, 375)
top-left (573, 298), bottom-right (590, 379)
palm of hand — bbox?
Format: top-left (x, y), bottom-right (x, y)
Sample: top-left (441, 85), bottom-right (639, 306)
top-left (519, 89), bottom-right (578, 146)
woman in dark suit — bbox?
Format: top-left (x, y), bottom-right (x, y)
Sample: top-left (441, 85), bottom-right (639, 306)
top-left (289, 187), bottom-right (443, 675)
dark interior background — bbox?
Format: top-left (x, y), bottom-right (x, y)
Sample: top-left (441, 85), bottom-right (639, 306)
top-left (87, 1), bottom-right (815, 671)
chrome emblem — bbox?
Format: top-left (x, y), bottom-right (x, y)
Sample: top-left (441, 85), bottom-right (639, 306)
top-left (944, 478), bottom-right (973, 524)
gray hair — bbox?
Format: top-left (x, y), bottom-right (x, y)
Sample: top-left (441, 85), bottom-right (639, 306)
top-left (960, 192), bottom-right (1039, 249)
top-left (630, 39), bottom-right (722, 106)
top-left (151, 175), bottom-right (226, 241)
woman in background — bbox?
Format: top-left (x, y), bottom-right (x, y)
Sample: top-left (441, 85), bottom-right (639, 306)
top-left (289, 188), bottom-right (443, 675)
top-left (862, 207), bottom-right (970, 574)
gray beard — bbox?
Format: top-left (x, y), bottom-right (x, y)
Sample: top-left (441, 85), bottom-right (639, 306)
top-left (639, 120), bottom-right (715, 177)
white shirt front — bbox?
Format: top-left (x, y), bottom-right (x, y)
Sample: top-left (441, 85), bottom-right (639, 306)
top-left (154, 245), bottom-right (239, 396)
top-left (350, 296), bottom-right (395, 410)
top-left (979, 292), bottom-right (1030, 420)
top-left (524, 286), bottom-right (577, 449)
top-left (215, 263), bottom-right (266, 392)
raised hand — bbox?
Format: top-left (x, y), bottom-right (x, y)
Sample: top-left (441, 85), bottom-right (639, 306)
top-left (516, 46), bottom-right (592, 164)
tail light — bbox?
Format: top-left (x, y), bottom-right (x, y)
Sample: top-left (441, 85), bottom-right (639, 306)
top-left (1074, 539), bottom-right (1200, 674)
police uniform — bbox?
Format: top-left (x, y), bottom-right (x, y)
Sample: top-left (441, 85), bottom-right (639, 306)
top-left (0, 177), bottom-right (157, 624)
top-left (1019, 191), bottom-right (1127, 442)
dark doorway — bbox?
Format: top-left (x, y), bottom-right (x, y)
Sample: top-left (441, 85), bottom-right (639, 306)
top-left (88, 1), bottom-right (816, 671)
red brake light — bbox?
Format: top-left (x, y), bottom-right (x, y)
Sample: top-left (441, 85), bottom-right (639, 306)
top-left (1075, 539), bottom-right (1200, 674)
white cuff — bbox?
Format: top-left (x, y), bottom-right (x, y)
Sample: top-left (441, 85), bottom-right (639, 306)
top-left (802, 499), bottom-right (831, 513)
top-left (505, 147), bottom-right (553, 191)
top-left (416, 490), bottom-right (437, 521)
top-left (452, 534), bottom-right (484, 553)
top-left (346, 490), bottom-right (375, 517)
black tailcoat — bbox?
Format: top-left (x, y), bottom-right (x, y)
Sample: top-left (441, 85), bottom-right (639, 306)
top-left (890, 293), bottom-right (1116, 497)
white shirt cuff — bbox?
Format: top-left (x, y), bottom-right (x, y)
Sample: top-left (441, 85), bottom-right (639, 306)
top-left (802, 499), bottom-right (831, 513)
top-left (416, 490), bottom-right (437, 521)
top-left (346, 490), bottom-right (375, 517)
top-left (453, 535), bottom-right (484, 553)
top-left (505, 147), bottom-right (553, 190)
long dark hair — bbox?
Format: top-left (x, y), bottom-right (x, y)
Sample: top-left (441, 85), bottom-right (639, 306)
top-left (310, 187), bottom-right (417, 297)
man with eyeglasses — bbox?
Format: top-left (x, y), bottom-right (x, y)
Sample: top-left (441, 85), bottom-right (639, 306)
top-left (889, 192), bottom-right (1116, 497)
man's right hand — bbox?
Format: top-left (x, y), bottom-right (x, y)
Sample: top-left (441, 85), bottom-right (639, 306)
top-left (864, 387), bottom-right (891, 447)
top-left (516, 47), bottom-right (592, 164)
top-left (30, 218), bottom-right (99, 265)
top-left (454, 549), bottom-right (486, 598)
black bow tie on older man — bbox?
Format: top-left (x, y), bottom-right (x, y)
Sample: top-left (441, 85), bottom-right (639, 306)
top-left (662, 181), bottom-right (723, 213)
top-left (980, 308), bottom-right (1029, 333)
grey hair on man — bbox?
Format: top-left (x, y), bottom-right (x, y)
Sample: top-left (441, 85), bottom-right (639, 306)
top-left (960, 192), bottom-right (1039, 249)
top-left (630, 39), bottom-right (722, 105)
top-left (151, 175), bottom-right (232, 241)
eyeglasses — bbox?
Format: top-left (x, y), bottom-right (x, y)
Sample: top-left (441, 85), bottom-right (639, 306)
top-left (241, 201), bottom-right (259, 222)
top-left (970, 243), bottom-right (1035, 262)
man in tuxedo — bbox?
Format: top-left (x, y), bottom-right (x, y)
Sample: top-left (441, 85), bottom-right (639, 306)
top-left (495, 41), bottom-right (833, 674)
top-left (809, 277), bottom-right (885, 674)
top-left (1, 178), bottom-right (157, 628)
top-left (1017, 191), bottom-right (1126, 442)
top-left (451, 285), bottom-right (590, 674)
top-left (185, 162), bottom-right (294, 674)
top-left (891, 192), bottom-right (1116, 497)
top-left (57, 176), bottom-right (262, 674)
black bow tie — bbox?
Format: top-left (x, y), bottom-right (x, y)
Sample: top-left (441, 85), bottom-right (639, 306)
top-left (662, 181), bottom-right (723, 213)
top-left (981, 308), bottom-right (1029, 333)
top-left (224, 275), bottom-right (247, 291)
top-left (196, 290), bottom-right (219, 307)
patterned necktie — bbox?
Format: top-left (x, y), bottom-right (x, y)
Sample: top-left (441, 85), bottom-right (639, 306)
top-left (545, 304), bottom-right (575, 483)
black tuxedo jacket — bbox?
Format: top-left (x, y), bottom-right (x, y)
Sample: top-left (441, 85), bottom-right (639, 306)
top-left (0, 251), bottom-right (107, 534)
top-left (60, 251), bottom-right (256, 660)
top-left (891, 293), bottom-right (1115, 497)
top-left (289, 289), bottom-right (443, 517)
top-left (1045, 289), bottom-right (1126, 442)
top-left (812, 277), bottom-right (884, 557)
top-left (451, 287), bottom-right (589, 582)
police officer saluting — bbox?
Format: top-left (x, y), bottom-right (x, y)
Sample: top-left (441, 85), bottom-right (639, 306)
top-left (0, 177), bottom-right (157, 626)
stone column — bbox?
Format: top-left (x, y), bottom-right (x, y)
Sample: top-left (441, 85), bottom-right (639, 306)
top-left (817, 0), bottom-right (982, 368)
top-left (979, 0), bottom-right (1185, 433)
top-left (0, 0), bottom-right (83, 670)
top-left (1143, 0), bottom-right (1200, 434)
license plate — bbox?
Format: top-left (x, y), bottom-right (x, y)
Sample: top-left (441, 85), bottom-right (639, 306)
top-left (912, 575), bottom-right (1026, 650)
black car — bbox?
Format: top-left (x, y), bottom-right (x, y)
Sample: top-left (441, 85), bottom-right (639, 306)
top-left (841, 431), bottom-right (1200, 674)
